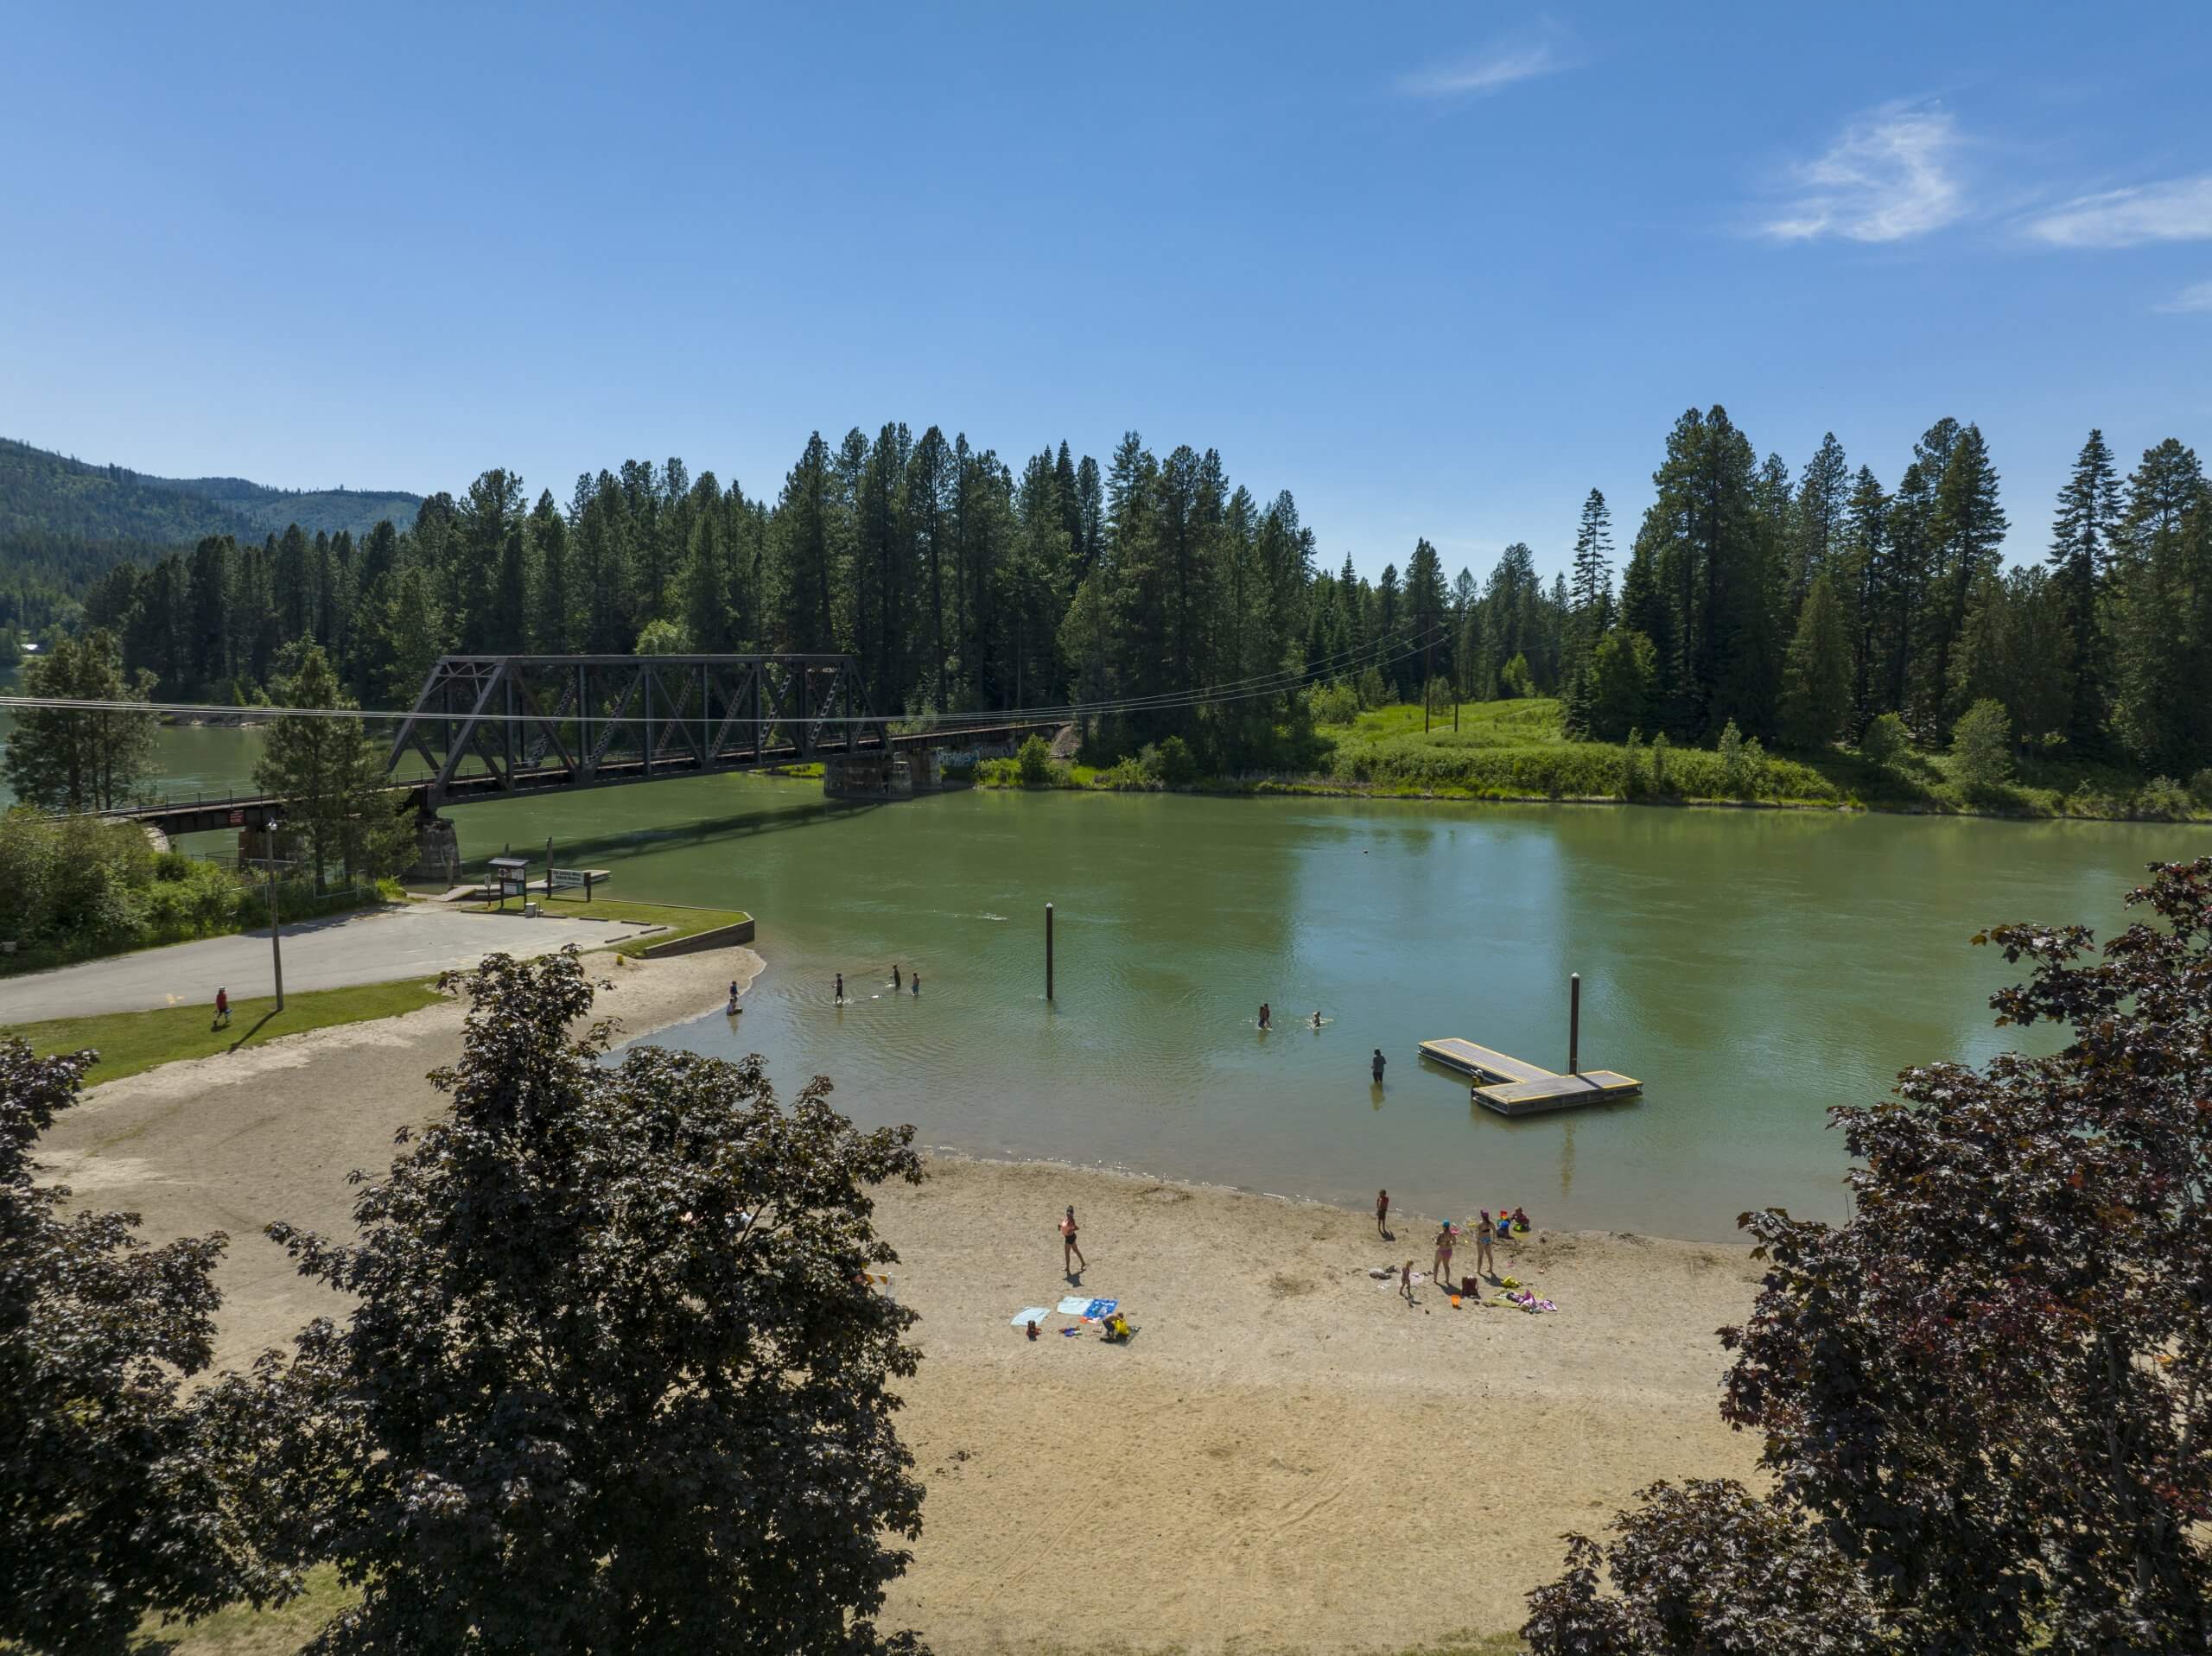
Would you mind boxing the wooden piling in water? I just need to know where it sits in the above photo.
[1569,973,1580,1075]
[1046,903,1054,1001]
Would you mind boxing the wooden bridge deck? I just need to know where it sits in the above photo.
[1418,1037,1643,1116]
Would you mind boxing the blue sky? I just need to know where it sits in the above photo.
[3,2,2209,583]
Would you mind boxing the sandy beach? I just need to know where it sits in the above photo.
[35,944,1764,1653]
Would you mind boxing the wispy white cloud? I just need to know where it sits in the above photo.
[2155,279,2212,314]
[1398,40,1565,100]
[2024,177,2212,248]
[1760,105,1965,243]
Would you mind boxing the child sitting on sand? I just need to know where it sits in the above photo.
[1511,1206,1530,1232]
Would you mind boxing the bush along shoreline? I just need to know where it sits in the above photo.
[0,809,396,974]
[965,700,2212,823]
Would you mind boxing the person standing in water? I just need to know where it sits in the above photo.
[910,970,921,996]
[1311,1010,1323,1030]
[834,972,845,1005]
[1371,1048,1387,1084]
[892,963,901,990]
[1258,1002,1271,1031]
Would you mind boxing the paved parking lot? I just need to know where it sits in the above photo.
[0,903,658,1021]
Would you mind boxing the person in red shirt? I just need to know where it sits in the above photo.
[212,987,230,1030]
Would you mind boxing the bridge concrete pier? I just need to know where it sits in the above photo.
[824,749,942,801]
[404,815,462,885]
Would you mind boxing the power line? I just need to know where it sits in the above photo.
[0,624,1449,735]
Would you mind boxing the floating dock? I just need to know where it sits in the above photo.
[1417,1037,1642,1116]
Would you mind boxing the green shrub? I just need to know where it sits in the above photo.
[1015,734,1053,787]
[1951,699,2014,789]
[1308,681,1360,726]
[2190,768,2212,810]
[2134,776,2193,820]
[1154,735,1197,787]
[1355,666,1388,709]
[1858,712,1910,768]
[1650,731,1672,795]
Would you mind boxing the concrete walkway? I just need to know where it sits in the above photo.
[0,904,660,1022]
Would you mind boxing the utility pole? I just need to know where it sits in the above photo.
[265,815,285,1011]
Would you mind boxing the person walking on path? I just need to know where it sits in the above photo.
[1375,1189,1390,1238]
[1399,1259,1416,1305]
[1434,1222,1454,1289]
[1059,1204,1087,1278]
[212,987,230,1030]
[1474,1211,1497,1280]
[1371,1048,1387,1084]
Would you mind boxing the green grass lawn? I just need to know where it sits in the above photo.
[4,898,753,1083]
[132,1568,357,1654]
[3,977,450,1083]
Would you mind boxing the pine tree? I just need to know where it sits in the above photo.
[1913,424,2006,737]
[2108,439,2210,772]
[1791,432,1849,616]
[1778,571,1852,750]
[528,491,571,654]
[2045,429,2120,749]
[1,630,158,810]
[254,644,407,893]
[1838,466,1888,733]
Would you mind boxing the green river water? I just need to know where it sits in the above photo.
[10,704,2208,1240]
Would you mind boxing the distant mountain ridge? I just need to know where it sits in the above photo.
[1,437,423,544]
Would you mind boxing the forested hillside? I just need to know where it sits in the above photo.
[0,439,420,644]
[23,411,2212,779]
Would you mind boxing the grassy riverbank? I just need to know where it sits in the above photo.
[4,977,448,1082]
[976,698,2212,822]
[6,899,752,1081]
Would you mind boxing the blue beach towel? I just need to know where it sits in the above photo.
[1083,1298,1118,1319]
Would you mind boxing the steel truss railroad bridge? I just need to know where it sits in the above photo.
[117,653,1062,839]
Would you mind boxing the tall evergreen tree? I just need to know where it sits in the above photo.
[1790,432,1849,617]
[2045,428,2120,749]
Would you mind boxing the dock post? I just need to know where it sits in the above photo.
[1046,903,1055,1001]
[1568,973,1580,1074]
